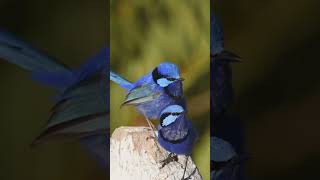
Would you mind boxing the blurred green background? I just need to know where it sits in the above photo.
[110,0,210,179]
[214,0,320,179]
[0,0,107,180]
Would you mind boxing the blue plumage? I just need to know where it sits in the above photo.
[210,137,247,180]
[211,14,241,116]
[0,31,109,168]
[157,105,197,155]
[157,104,197,179]
[211,14,225,56]
[211,12,246,180]
[110,62,185,120]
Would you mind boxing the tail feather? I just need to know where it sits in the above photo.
[110,70,132,89]
[0,31,71,72]
[76,47,109,81]
[31,71,76,90]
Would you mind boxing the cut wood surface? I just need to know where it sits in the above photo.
[110,126,202,180]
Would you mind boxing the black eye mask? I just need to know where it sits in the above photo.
[152,67,163,83]
[152,67,176,84]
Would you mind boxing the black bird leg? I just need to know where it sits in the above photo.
[183,167,197,180]
[181,156,189,180]
[160,152,178,168]
[143,113,157,138]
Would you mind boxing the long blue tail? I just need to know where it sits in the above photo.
[110,70,132,89]
[0,31,71,72]
[0,31,75,90]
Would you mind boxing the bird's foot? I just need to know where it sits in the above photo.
[160,153,178,168]
[181,167,197,180]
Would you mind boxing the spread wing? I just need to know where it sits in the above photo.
[122,83,160,106]
[33,72,109,144]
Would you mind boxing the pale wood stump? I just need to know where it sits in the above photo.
[110,126,202,180]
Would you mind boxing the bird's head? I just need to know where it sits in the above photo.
[211,14,241,62]
[211,14,224,56]
[152,62,184,88]
[159,105,185,127]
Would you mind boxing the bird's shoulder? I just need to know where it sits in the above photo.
[133,72,154,87]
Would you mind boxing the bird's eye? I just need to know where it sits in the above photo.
[171,112,181,116]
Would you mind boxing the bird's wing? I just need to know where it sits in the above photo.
[122,83,160,106]
[32,72,109,144]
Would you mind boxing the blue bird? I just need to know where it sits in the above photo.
[210,137,247,180]
[110,63,185,129]
[0,31,109,168]
[157,104,197,179]
[211,14,241,116]
[211,12,246,180]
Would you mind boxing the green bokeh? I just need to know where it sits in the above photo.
[110,0,210,179]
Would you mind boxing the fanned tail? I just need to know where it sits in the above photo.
[110,70,132,89]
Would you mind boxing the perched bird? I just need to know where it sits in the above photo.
[211,14,241,116]
[157,104,197,179]
[0,31,109,168]
[110,63,185,123]
[210,12,246,180]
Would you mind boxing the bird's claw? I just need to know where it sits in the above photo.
[181,167,196,180]
[160,153,178,168]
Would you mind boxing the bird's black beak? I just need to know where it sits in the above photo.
[213,50,241,62]
[177,77,184,81]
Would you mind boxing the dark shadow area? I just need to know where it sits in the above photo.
[0,0,108,180]
[217,0,320,179]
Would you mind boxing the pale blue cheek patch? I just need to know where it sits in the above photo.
[157,78,174,87]
[164,105,184,114]
[162,115,177,126]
